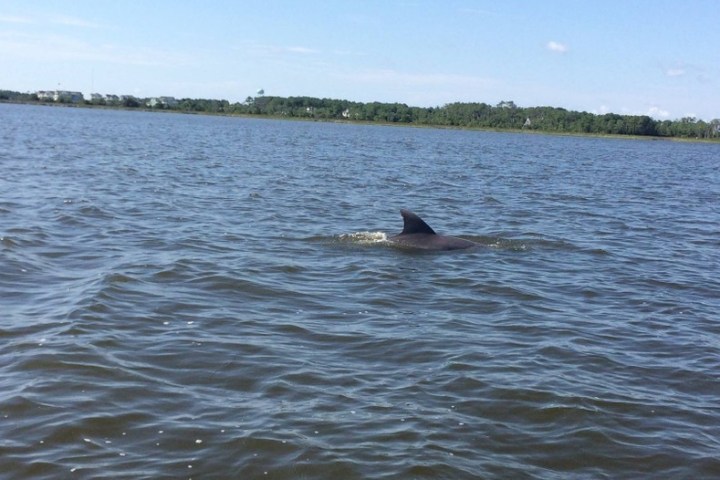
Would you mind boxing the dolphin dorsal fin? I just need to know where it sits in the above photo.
[400,209,436,235]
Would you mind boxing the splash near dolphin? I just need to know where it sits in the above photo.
[387,209,477,251]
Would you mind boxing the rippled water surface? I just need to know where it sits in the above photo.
[1,103,719,479]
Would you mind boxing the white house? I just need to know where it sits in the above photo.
[147,96,178,107]
[36,90,83,103]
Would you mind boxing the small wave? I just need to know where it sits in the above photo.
[481,237,530,251]
[1,235,18,248]
[336,231,388,245]
[471,235,610,255]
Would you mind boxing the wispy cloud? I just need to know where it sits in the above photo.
[245,43,319,56]
[458,8,496,16]
[546,40,568,53]
[331,48,366,57]
[345,68,495,89]
[49,14,103,29]
[665,68,686,77]
[0,12,103,28]
[0,14,33,24]
[592,105,610,115]
[594,104,672,119]
[0,31,189,67]
[284,46,318,55]
[647,106,670,119]
[661,61,707,80]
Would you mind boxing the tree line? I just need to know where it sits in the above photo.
[241,96,719,139]
[2,89,718,140]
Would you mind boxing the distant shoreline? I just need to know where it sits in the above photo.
[0,95,720,144]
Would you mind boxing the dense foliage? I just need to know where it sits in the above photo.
[238,96,719,139]
[2,89,718,139]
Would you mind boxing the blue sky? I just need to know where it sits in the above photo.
[1,0,718,120]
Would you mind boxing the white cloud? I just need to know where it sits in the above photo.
[665,68,686,77]
[284,46,318,55]
[458,8,496,16]
[331,49,366,57]
[647,106,670,119]
[546,41,568,53]
[0,31,190,67]
[591,105,610,115]
[0,13,102,28]
[246,43,319,56]
[0,14,33,24]
[344,68,495,89]
[319,67,502,106]
[49,14,103,29]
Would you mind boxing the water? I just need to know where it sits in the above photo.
[1,103,719,479]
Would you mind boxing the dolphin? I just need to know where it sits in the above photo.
[387,209,477,251]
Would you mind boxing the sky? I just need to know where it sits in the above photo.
[1,0,719,120]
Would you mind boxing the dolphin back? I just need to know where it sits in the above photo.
[400,209,436,235]
[390,209,477,250]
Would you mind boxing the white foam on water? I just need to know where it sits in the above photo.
[338,231,388,245]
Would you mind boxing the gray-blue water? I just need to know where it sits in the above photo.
[1,103,719,479]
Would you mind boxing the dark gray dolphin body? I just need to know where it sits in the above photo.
[387,209,477,251]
